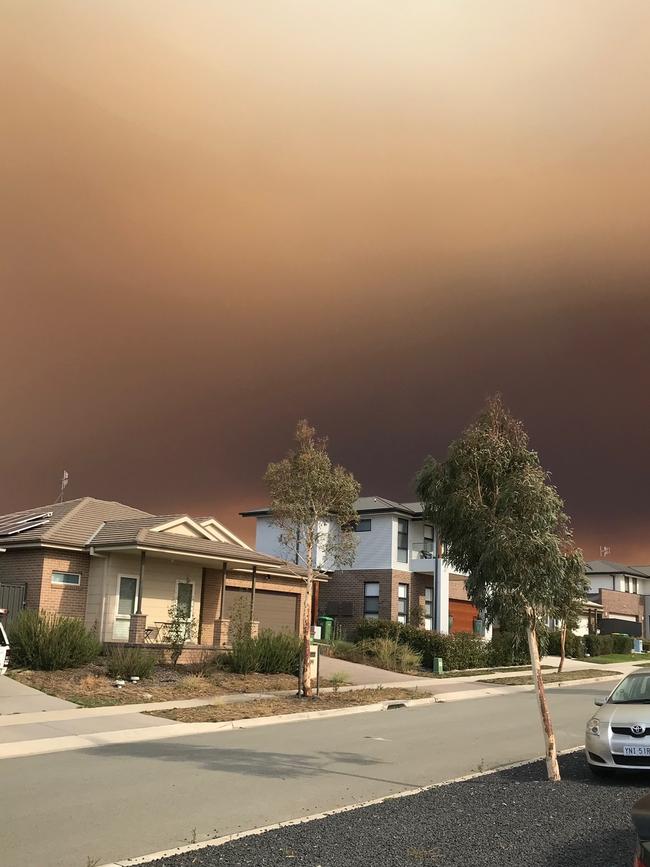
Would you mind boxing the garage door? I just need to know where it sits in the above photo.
[224,588,299,634]
[449,599,479,634]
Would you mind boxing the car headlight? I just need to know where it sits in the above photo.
[588,718,600,736]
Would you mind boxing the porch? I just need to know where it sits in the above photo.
[86,544,308,651]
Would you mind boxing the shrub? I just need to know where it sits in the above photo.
[545,630,586,659]
[584,633,618,657]
[105,646,157,679]
[224,630,301,675]
[354,619,488,670]
[329,672,351,693]
[327,640,358,661]
[485,631,529,667]
[254,630,301,674]
[225,636,259,674]
[644,640,650,654]
[612,633,634,654]
[356,637,422,673]
[8,610,101,670]
[164,600,197,667]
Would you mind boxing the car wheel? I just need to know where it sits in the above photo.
[588,762,614,778]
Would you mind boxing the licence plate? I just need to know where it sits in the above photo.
[623,745,650,757]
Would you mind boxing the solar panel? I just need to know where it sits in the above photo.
[0,511,53,537]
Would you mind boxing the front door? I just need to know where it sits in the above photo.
[114,575,138,640]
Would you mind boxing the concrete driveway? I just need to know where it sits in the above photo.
[0,675,76,714]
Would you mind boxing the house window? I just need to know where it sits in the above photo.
[423,524,435,556]
[363,582,380,619]
[51,571,81,587]
[424,586,433,631]
[176,582,194,619]
[397,519,409,563]
[625,577,638,594]
[355,519,372,533]
[117,576,138,617]
[397,583,409,624]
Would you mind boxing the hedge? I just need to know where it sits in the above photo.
[354,619,637,670]
[546,630,586,659]
[355,619,488,670]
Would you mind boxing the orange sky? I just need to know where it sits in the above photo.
[1,2,650,559]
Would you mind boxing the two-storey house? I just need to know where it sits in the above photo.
[242,496,482,636]
[585,560,650,638]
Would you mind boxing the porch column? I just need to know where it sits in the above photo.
[136,551,145,614]
[129,551,147,642]
[433,533,449,634]
[248,564,259,637]
[213,561,230,648]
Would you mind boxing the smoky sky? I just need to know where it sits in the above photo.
[1,2,650,559]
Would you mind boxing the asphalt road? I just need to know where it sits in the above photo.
[2,681,617,867]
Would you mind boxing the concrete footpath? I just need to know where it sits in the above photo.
[0,654,628,761]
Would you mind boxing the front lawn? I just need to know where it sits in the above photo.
[8,663,299,707]
[146,687,424,723]
[586,653,650,665]
[479,668,622,686]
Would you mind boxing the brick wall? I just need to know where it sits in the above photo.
[599,588,644,620]
[40,551,91,618]
[198,567,224,644]
[0,549,46,610]
[320,569,434,633]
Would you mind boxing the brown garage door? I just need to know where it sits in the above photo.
[449,599,479,634]
[224,588,299,634]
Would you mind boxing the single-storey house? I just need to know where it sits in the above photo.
[0,497,318,656]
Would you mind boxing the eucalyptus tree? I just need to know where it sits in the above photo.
[416,396,584,780]
[265,420,360,696]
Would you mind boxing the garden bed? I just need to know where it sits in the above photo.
[146,688,423,723]
[478,668,622,686]
[8,664,300,707]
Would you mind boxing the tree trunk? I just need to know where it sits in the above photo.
[527,622,560,781]
[558,622,566,674]
[300,534,314,698]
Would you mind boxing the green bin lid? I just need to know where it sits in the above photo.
[318,615,334,622]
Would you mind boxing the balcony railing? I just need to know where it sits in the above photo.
[411,543,436,560]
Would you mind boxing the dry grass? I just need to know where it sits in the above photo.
[8,664,299,707]
[146,688,424,723]
[479,668,623,686]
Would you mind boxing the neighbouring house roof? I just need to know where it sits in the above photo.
[0,496,321,582]
[0,497,150,548]
[241,496,425,519]
[584,559,649,578]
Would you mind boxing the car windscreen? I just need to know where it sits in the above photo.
[610,674,650,704]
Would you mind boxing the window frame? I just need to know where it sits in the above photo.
[363,581,380,619]
[424,586,433,630]
[115,574,139,619]
[51,570,81,588]
[355,518,372,533]
[175,579,196,620]
[397,518,409,563]
[397,583,409,625]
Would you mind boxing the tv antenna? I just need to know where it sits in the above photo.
[56,470,69,503]
[600,545,611,559]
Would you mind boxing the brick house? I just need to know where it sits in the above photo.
[241,496,483,637]
[585,560,650,638]
[0,497,319,652]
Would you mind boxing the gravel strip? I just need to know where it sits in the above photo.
[147,751,649,867]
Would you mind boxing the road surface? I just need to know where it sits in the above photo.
[2,681,615,867]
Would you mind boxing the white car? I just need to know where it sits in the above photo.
[586,671,650,775]
[0,619,9,675]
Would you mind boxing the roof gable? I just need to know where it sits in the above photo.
[150,516,213,540]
